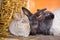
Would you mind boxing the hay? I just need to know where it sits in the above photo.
[0,0,28,37]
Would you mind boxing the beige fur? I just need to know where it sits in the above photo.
[9,12,30,37]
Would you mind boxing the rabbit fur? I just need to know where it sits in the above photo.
[37,10,54,35]
[22,7,54,35]
[9,11,30,37]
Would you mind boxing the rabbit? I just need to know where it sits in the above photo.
[9,12,30,37]
[50,9,60,36]
[22,7,47,35]
[36,10,54,35]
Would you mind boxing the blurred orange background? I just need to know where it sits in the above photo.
[29,0,60,13]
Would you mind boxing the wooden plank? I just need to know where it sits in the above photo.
[1,35,60,40]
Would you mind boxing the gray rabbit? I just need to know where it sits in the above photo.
[22,7,54,35]
[22,7,39,35]
[36,10,54,35]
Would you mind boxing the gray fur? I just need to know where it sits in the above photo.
[22,7,54,35]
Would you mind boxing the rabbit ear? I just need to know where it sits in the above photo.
[22,7,32,17]
[35,8,47,17]
[34,8,47,20]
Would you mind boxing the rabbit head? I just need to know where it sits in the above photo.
[43,11,54,20]
[36,9,54,20]
[22,7,47,35]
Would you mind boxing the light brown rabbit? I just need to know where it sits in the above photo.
[9,12,30,37]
